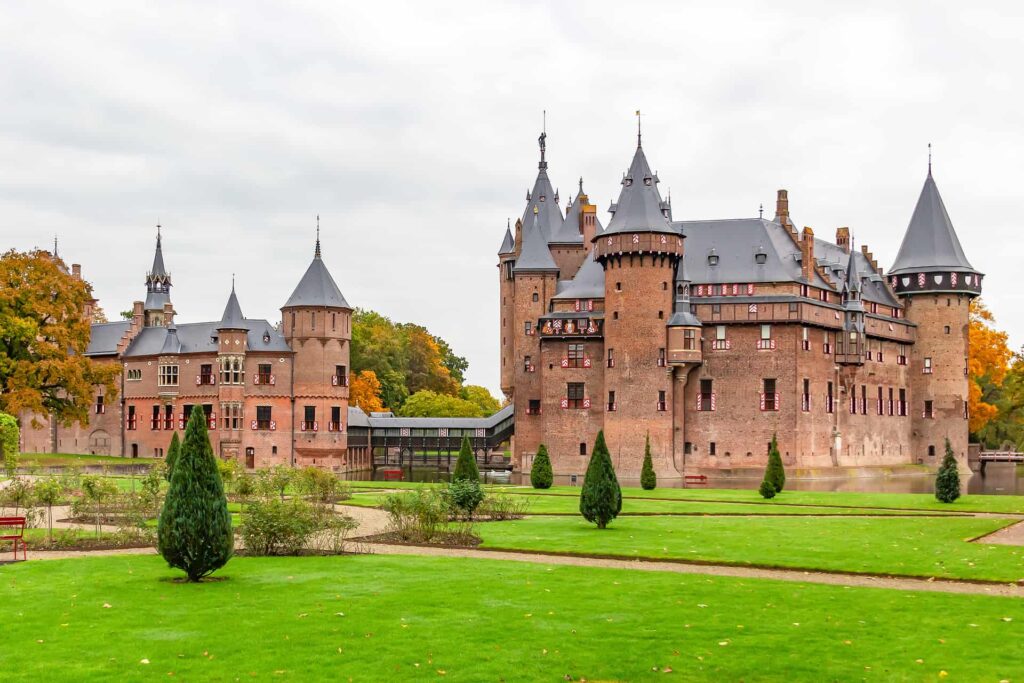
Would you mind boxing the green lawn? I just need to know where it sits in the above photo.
[507,485,1024,514]
[343,491,966,516]
[1,554,1022,681]
[479,515,1024,583]
[16,452,157,468]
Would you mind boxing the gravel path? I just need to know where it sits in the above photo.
[976,520,1024,546]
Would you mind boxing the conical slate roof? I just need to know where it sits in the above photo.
[604,142,676,236]
[520,132,563,240]
[151,230,167,277]
[498,224,515,255]
[159,325,181,354]
[283,243,351,309]
[549,182,587,244]
[842,248,862,295]
[889,171,977,275]
[219,284,248,329]
[513,210,559,273]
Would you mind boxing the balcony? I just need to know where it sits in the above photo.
[196,375,216,386]
[539,318,602,338]
[251,419,277,431]
[327,421,343,432]
[759,393,779,411]
[253,373,276,386]
[756,339,776,351]
[331,375,349,387]
[300,421,319,432]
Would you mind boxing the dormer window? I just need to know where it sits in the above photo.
[755,251,767,265]
[539,195,545,202]
[263,331,271,344]
[644,177,652,186]
[624,178,633,187]
[708,251,719,267]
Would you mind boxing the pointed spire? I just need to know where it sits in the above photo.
[928,143,932,176]
[635,110,642,148]
[668,254,702,327]
[315,214,321,258]
[604,127,676,236]
[514,208,559,272]
[522,126,563,241]
[53,235,58,259]
[843,242,862,297]
[219,281,248,330]
[889,168,977,275]
[498,218,515,255]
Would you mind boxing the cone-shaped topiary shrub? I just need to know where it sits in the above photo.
[452,434,480,482]
[640,434,657,490]
[158,405,233,581]
[935,438,961,504]
[579,431,622,529]
[530,444,553,489]
[758,479,777,499]
[765,433,786,493]
[164,431,181,482]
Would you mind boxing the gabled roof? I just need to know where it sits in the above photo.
[814,239,899,307]
[498,224,515,255]
[283,244,351,309]
[889,171,977,275]
[124,319,290,357]
[219,285,248,330]
[514,211,559,273]
[85,321,131,356]
[604,143,676,236]
[553,251,604,299]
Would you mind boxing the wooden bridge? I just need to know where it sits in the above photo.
[977,450,1024,474]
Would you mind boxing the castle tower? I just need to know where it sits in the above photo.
[888,164,981,464]
[512,208,560,471]
[144,227,173,327]
[594,128,683,475]
[216,283,248,461]
[282,228,353,465]
[498,221,516,399]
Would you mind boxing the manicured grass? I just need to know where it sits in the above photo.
[16,452,156,467]
[510,485,1024,514]
[342,491,964,516]
[1,554,1022,681]
[479,515,1024,582]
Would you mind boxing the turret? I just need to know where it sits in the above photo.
[594,124,682,476]
[889,161,980,464]
[498,219,516,398]
[282,226,352,457]
[836,247,865,365]
[144,226,173,327]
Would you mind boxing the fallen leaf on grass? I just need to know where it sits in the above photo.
[140,659,150,665]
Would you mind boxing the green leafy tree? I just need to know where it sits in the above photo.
[452,435,480,482]
[935,438,962,504]
[764,433,786,493]
[530,444,553,489]
[80,474,117,539]
[157,405,233,582]
[459,385,500,416]
[579,431,622,529]
[640,434,656,490]
[164,431,181,481]
[259,465,294,501]
[398,390,484,418]
[0,412,19,476]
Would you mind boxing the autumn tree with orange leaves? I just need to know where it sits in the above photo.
[349,369,385,414]
[968,299,1013,435]
[0,249,120,426]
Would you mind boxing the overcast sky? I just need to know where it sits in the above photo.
[2,1,1022,397]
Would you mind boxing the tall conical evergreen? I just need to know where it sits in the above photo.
[579,431,622,529]
[530,444,553,489]
[640,433,656,490]
[452,434,480,482]
[164,431,181,481]
[935,438,961,504]
[158,405,233,581]
[765,433,786,492]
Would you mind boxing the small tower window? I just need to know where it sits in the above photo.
[944,325,951,334]
[579,442,587,455]
[532,293,539,302]
[311,312,316,329]
[658,310,664,319]
[615,282,622,292]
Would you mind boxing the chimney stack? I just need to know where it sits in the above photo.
[836,227,850,253]
[800,226,815,282]
[163,302,175,326]
[72,263,82,279]
[776,189,791,228]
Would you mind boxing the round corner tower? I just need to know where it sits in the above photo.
[887,166,981,465]
[594,136,683,476]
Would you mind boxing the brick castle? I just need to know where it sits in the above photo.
[499,128,980,477]
[21,230,370,471]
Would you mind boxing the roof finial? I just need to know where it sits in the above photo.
[636,110,642,148]
[53,235,58,258]
[927,142,932,176]
[231,272,235,291]
[538,111,547,170]
[759,203,764,219]
[315,214,321,258]
[579,176,584,193]
[156,220,161,244]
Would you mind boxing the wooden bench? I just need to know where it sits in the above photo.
[0,516,27,561]
[684,474,708,485]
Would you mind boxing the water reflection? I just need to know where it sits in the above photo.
[344,463,1024,496]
